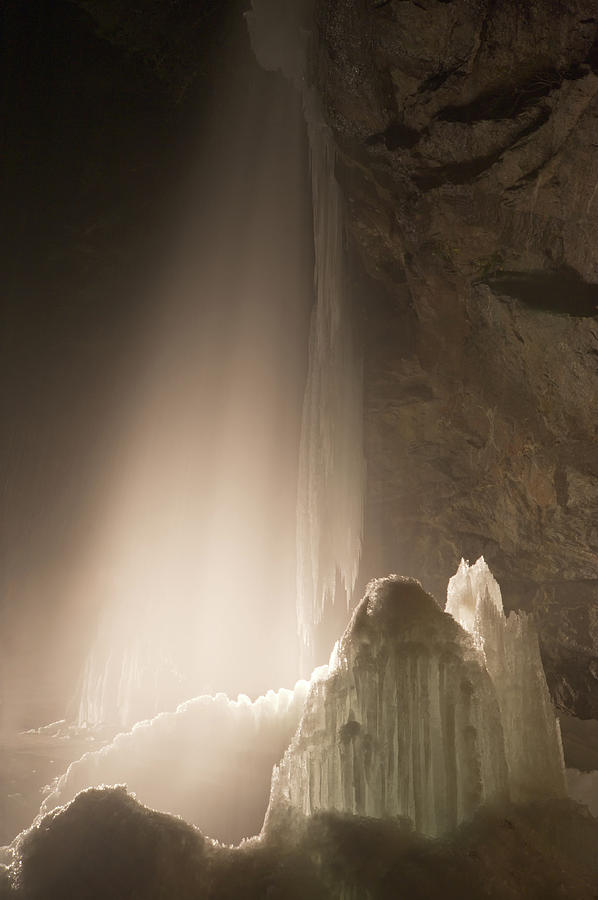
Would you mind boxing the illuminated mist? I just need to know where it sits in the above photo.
[74,0,366,727]
[74,23,315,726]
[2,0,367,851]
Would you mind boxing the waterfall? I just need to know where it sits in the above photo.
[296,92,365,668]
[248,0,366,671]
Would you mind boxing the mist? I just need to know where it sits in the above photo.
[1,4,313,732]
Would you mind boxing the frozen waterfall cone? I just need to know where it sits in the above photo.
[445,557,566,803]
[266,567,565,839]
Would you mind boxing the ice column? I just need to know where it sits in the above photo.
[267,576,510,838]
[267,565,567,838]
[446,557,566,801]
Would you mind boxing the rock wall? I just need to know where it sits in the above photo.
[312,0,598,718]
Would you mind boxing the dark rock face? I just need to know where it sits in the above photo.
[313,0,598,717]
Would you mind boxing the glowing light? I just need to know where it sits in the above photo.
[73,48,314,726]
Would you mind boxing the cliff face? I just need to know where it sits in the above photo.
[313,0,598,718]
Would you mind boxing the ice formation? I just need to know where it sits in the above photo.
[267,562,566,837]
[446,557,566,802]
[248,0,366,669]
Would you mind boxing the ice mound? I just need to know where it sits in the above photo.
[268,565,565,837]
[3,787,208,899]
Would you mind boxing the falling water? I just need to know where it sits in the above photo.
[76,0,366,728]
[295,92,365,669]
[67,0,367,731]
[248,0,366,673]
[74,8,314,728]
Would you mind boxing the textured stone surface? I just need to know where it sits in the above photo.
[313,0,598,717]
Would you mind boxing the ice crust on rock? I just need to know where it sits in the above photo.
[267,562,566,837]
